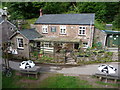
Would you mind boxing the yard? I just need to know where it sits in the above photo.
[2,71,119,88]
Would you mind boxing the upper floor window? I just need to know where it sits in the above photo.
[42,25,48,33]
[60,26,66,34]
[17,38,24,49]
[51,27,56,32]
[78,26,86,35]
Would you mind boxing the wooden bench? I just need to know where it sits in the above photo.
[93,73,120,82]
[18,67,40,79]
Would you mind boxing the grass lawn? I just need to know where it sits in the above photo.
[2,71,93,88]
[39,74,93,88]
[2,71,119,88]
[2,71,20,88]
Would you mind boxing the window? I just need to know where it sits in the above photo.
[17,38,24,49]
[83,42,88,48]
[60,26,66,34]
[42,25,48,33]
[78,26,86,35]
[51,27,56,32]
[42,42,53,47]
[10,27,14,31]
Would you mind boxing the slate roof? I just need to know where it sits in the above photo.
[10,29,42,40]
[19,28,43,40]
[102,30,120,34]
[35,13,95,25]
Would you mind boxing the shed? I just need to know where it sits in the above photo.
[102,30,120,47]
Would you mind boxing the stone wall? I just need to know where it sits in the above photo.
[77,52,118,63]
[35,24,95,47]
[93,28,107,47]
[11,33,30,59]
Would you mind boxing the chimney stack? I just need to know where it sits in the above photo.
[40,9,42,17]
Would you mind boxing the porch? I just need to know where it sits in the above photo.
[29,37,84,64]
[33,37,83,53]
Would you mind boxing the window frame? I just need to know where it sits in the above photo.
[82,42,88,48]
[78,26,86,35]
[42,42,53,47]
[60,25,66,35]
[42,25,48,34]
[51,26,56,32]
[17,37,24,49]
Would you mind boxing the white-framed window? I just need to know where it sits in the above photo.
[60,25,66,34]
[41,42,53,47]
[42,25,48,33]
[83,42,88,48]
[78,26,86,35]
[17,38,24,49]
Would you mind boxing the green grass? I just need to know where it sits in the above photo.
[39,74,93,88]
[2,71,39,88]
[2,72,93,88]
[2,71,20,88]
[95,81,119,87]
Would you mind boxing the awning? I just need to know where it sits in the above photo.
[34,37,82,43]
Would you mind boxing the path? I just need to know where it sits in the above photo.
[5,61,119,76]
[56,62,119,76]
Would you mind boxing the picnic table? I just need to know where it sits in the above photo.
[93,73,120,82]
[18,66,40,79]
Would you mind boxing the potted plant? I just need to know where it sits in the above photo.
[38,50,43,58]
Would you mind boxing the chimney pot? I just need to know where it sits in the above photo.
[40,9,42,17]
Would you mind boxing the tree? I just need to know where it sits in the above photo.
[2,2,119,24]
[113,13,120,29]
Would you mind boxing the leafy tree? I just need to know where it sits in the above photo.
[2,2,119,24]
[113,13,120,29]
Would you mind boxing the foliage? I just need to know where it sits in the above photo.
[94,20,105,30]
[39,50,43,54]
[40,55,53,61]
[113,13,120,29]
[2,2,119,24]
[36,55,54,63]
[22,18,37,29]
[105,52,113,56]
[32,51,39,57]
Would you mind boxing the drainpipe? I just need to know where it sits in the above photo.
[89,21,93,48]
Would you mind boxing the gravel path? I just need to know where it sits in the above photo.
[2,60,120,76]
[56,62,119,76]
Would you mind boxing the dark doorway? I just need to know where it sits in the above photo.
[74,43,79,49]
